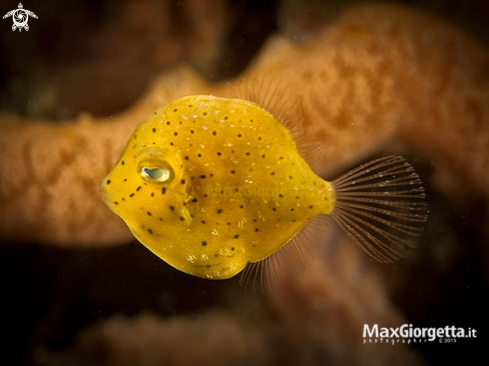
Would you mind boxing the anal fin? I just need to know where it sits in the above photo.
[239,215,329,292]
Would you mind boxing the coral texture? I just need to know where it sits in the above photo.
[1,3,488,246]
[40,235,426,366]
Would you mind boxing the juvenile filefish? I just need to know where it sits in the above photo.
[99,95,427,281]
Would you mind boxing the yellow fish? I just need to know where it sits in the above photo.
[99,94,427,281]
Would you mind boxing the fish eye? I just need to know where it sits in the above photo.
[140,166,172,183]
[137,149,176,184]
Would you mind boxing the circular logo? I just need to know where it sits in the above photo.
[3,3,38,32]
[12,9,28,28]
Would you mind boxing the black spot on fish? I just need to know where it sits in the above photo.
[148,228,153,234]
[152,127,156,133]
[181,179,185,185]
[255,228,259,232]
[113,201,118,205]
[217,152,222,156]
[121,160,125,165]
[174,132,178,136]
[129,193,135,198]
[202,241,207,246]
[147,211,152,216]
[136,186,141,191]
[169,206,175,211]
[217,209,223,214]
[162,187,166,195]
[106,180,111,185]
[233,235,239,239]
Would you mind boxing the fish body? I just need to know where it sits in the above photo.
[100,95,427,280]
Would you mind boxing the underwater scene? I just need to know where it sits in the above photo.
[0,0,487,365]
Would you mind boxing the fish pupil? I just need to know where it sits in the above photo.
[140,166,171,183]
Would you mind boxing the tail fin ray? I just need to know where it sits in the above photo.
[331,156,428,263]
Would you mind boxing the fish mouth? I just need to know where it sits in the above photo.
[98,178,110,205]
[98,179,106,200]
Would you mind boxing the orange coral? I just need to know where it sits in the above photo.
[39,235,427,366]
[1,3,487,246]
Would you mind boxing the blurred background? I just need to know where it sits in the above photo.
[0,0,487,365]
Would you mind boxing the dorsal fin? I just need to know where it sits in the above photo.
[225,77,322,165]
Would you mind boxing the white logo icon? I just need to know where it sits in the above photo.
[3,3,37,32]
